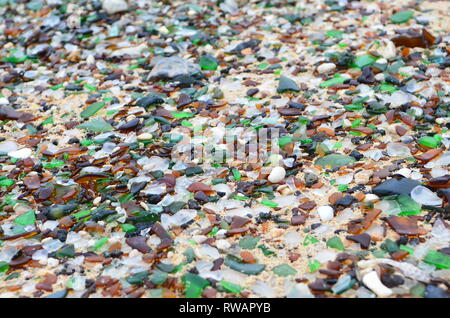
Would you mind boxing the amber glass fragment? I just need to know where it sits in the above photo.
[414,149,442,162]
[386,216,420,235]
[392,28,436,48]
[23,175,40,190]
[426,175,450,189]
[187,182,212,194]
[348,209,381,234]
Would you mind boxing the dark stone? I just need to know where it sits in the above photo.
[311,223,321,230]
[68,137,80,144]
[357,66,375,84]
[311,132,328,142]
[278,108,303,116]
[349,150,364,160]
[107,250,124,258]
[438,247,450,255]
[381,273,404,288]
[246,88,259,97]
[118,118,140,131]
[185,166,204,177]
[194,191,209,203]
[56,229,68,242]
[91,209,116,222]
[396,235,408,246]
[211,258,224,271]
[170,75,202,87]
[135,95,164,108]
[288,101,305,110]
[188,199,201,210]
[385,75,401,86]
[130,180,148,195]
[161,124,171,132]
[146,194,162,204]
[346,233,371,249]
[335,195,356,207]
[229,39,261,54]
[177,94,192,108]
[308,279,330,291]
[372,178,421,196]
[104,73,122,81]
[65,84,82,91]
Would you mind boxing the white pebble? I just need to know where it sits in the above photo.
[8,148,32,159]
[102,0,128,14]
[396,168,411,178]
[380,40,396,60]
[374,73,385,82]
[268,166,286,183]
[362,271,392,297]
[86,54,95,65]
[216,239,231,250]
[47,257,60,268]
[137,133,153,140]
[364,194,379,203]
[93,197,102,205]
[318,205,334,222]
[317,63,336,74]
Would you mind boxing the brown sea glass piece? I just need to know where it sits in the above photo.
[348,209,381,234]
[425,175,450,189]
[23,175,40,190]
[291,214,307,226]
[386,216,421,235]
[278,108,303,116]
[392,29,436,48]
[187,182,213,194]
[414,148,443,162]
[125,236,151,254]
[230,216,251,229]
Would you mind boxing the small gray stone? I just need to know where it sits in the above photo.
[304,172,319,187]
